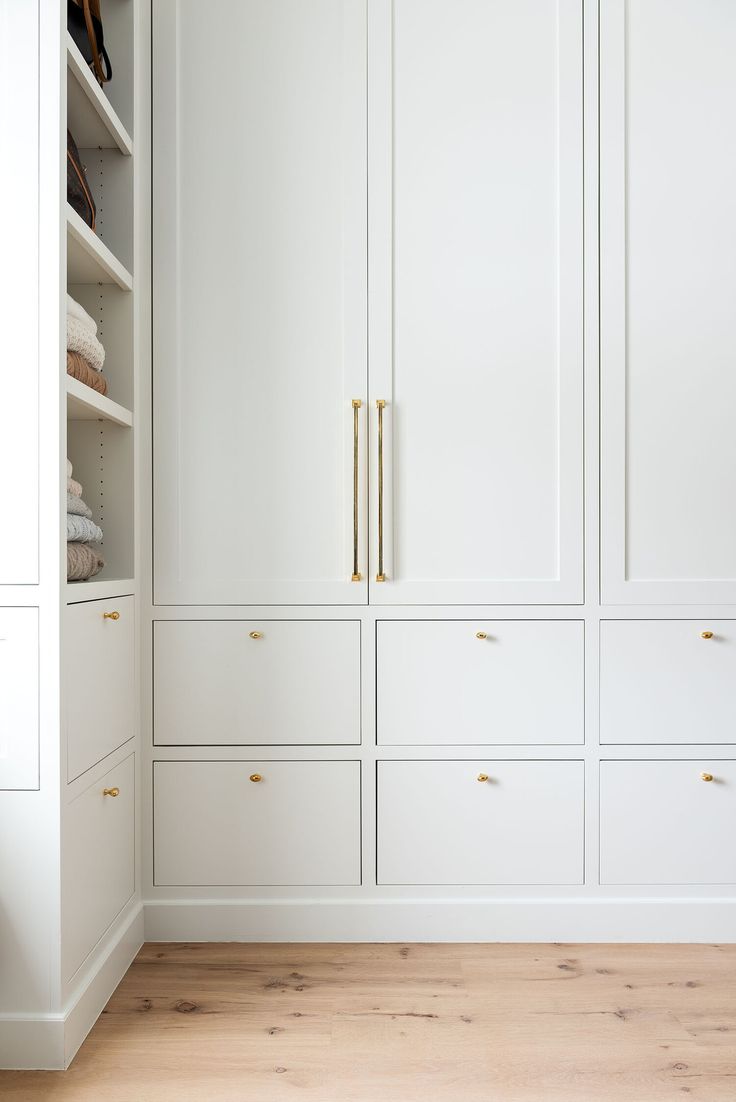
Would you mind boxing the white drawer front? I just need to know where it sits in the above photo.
[154,760,361,886]
[600,620,736,744]
[600,760,736,885]
[66,597,135,781]
[0,607,38,789]
[378,760,584,885]
[62,755,135,980]
[377,621,584,745]
[154,621,361,746]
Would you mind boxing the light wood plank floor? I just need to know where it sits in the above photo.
[2,943,736,1101]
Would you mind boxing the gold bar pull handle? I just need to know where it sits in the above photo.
[376,400,387,582]
[351,400,362,581]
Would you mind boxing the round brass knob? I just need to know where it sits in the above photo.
[476,631,488,640]
[477,773,489,783]
[249,631,263,640]
[103,611,120,621]
[103,787,120,797]
[249,773,263,783]
[701,773,714,783]
[700,631,714,640]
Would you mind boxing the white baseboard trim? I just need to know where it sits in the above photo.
[144,897,736,944]
[0,904,144,1071]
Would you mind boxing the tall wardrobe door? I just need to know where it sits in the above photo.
[367,0,583,604]
[153,1,367,604]
[601,1,736,604]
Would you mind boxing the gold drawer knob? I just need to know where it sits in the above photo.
[249,773,263,783]
[103,611,120,621]
[477,773,489,783]
[476,631,488,640]
[701,773,714,783]
[701,631,714,640]
[249,631,263,640]
[103,786,120,797]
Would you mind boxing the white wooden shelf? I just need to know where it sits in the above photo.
[66,376,133,427]
[66,206,133,290]
[66,577,135,605]
[66,34,133,155]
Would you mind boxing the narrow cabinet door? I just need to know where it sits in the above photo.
[368,1,583,604]
[601,1,736,603]
[153,1,367,604]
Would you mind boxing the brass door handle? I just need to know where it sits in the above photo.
[376,399,387,582]
[477,774,489,783]
[476,632,488,640]
[249,631,263,640]
[103,611,120,621]
[351,399,362,581]
[701,631,714,640]
[103,787,120,797]
[249,773,263,783]
[701,772,714,783]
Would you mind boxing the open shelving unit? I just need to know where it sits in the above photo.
[65,15,136,604]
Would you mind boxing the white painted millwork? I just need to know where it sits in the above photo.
[153,0,368,604]
[66,598,136,781]
[378,761,584,885]
[600,0,736,604]
[154,620,360,746]
[154,761,361,887]
[0,608,39,789]
[367,0,584,603]
[377,620,584,745]
[62,755,136,981]
[600,760,736,885]
[7,0,736,1074]
[0,0,39,584]
[600,620,736,745]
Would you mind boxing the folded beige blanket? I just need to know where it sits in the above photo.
[67,542,105,581]
[67,350,109,396]
[68,476,83,497]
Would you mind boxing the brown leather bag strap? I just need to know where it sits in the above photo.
[82,0,108,85]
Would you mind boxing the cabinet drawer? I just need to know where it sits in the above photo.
[66,597,135,781]
[154,621,360,746]
[377,621,584,745]
[154,760,361,886]
[600,620,736,744]
[62,755,135,980]
[378,760,584,885]
[600,760,736,884]
[0,607,38,789]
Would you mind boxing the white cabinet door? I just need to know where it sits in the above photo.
[600,760,736,885]
[601,1,736,603]
[153,1,367,604]
[66,597,136,780]
[0,608,38,789]
[154,620,360,745]
[62,755,135,980]
[154,761,361,886]
[378,760,584,885]
[601,620,736,745]
[367,0,583,604]
[377,620,584,745]
[0,1,38,584]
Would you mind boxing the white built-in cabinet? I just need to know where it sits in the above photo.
[153,0,583,606]
[600,0,736,604]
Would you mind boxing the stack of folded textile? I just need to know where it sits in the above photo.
[66,459,105,582]
[67,293,108,396]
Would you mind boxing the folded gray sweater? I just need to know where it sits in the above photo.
[66,513,103,543]
[66,491,92,518]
